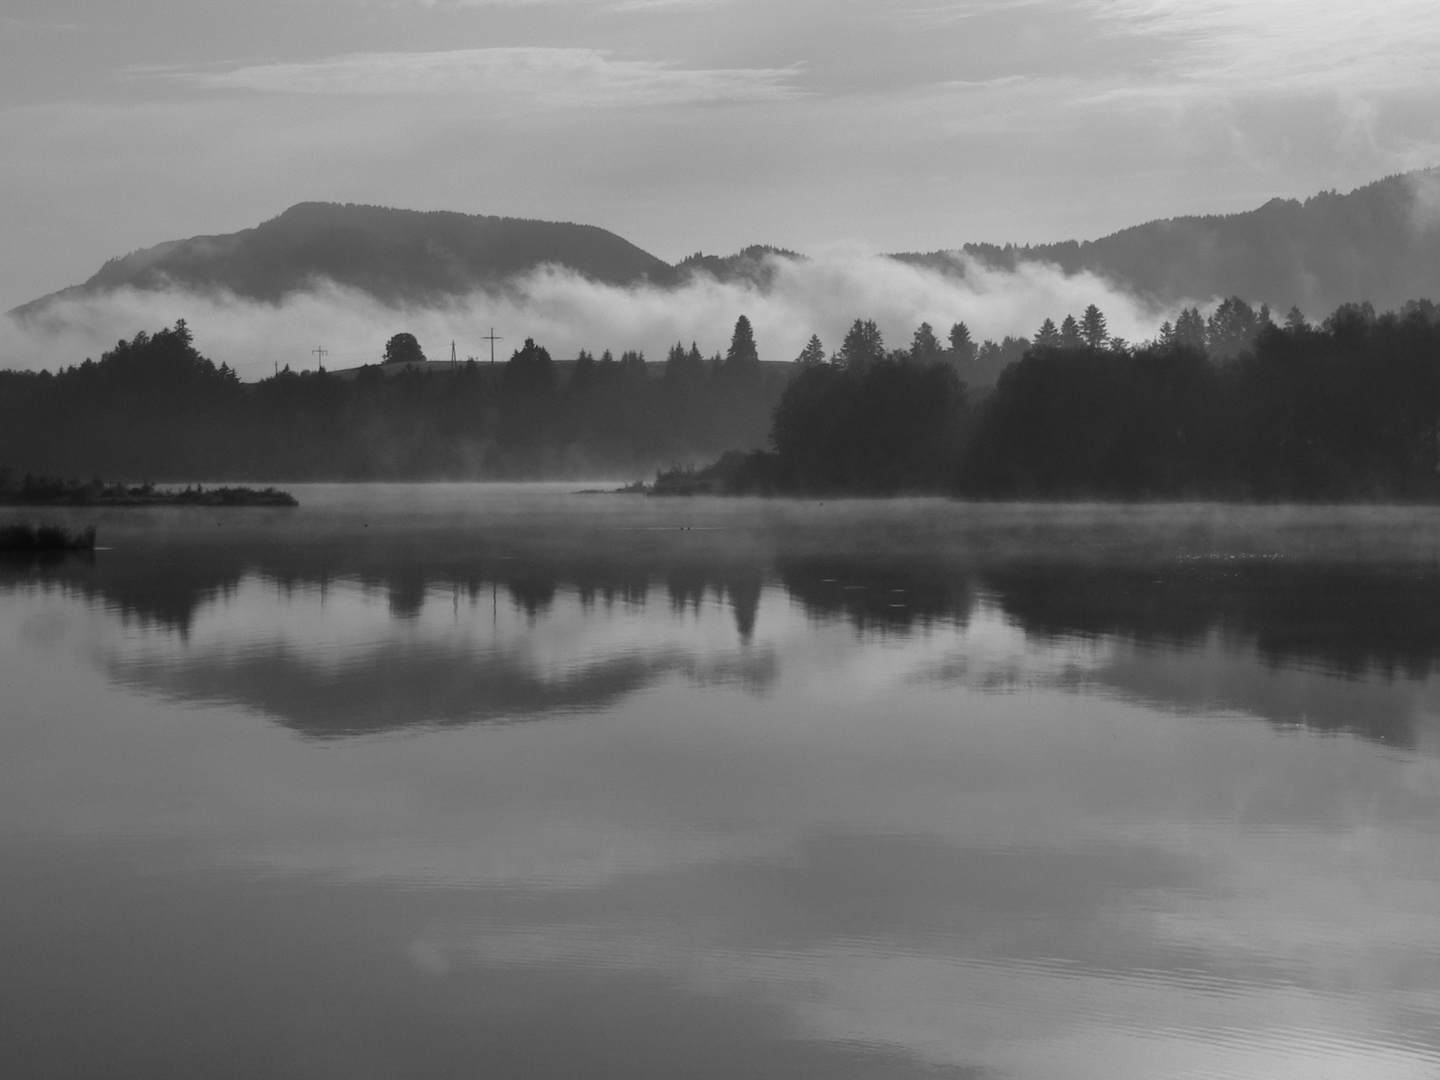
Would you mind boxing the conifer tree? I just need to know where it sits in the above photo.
[1034,318,1061,347]
[1173,308,1207,353]
[837,319,885,369]
[795,334,827,366]
[948,321,978,364]
[910,322,943,363]
[1080,305,1108,349]
[725,315,760,373]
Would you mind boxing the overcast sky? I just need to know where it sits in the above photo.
[3,0,1439,310]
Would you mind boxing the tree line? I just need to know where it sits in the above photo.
[661,298,1440,500]
[5,297,1440,499]
[0,318,787,480]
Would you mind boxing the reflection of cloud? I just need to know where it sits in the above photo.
[416,826,1440,1078]
[0,838,983,1080]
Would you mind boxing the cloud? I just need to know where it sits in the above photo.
[1091,0,1440,93]
[0,16,92,32]
[1,252,1181,381]
[160,47,803,107]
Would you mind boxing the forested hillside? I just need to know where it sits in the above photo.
[13,170,1440,323]
[899,170,1440,316]
[11,203,676,314]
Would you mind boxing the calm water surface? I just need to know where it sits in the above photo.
[3,485,1440,1079]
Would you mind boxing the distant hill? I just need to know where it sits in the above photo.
[895,169,1440,316]
[11,202,677,315]
[11,170,1440,319]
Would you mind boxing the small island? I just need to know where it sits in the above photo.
[0,473,298,508]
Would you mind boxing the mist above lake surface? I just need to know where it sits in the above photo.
[3,487,1440,1080]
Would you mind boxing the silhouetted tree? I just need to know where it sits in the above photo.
[504,337,556,395]
[770,356,966,492]
[618,349,647,379]
[383,333,426,366]
[1060,315,1082,348]
[1080,305,1108,349]
[664,340,706,385]
[1284,306,1307,332]
[1323,301,1376,341]
[795,334,827,366]
[837,319,885,369]
[1174,308,1207,353]
[948,322,978,364]
[1034,318,1061,347]
[910,322,943,363]
[1206,296,1264,360]
[725,315,760,375]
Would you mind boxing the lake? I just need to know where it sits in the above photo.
[3,485,1440,1080]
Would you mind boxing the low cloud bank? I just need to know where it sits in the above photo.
[2,253,1179,381]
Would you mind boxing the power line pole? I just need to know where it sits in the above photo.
[482,328,503,366]
[312,346,329,372]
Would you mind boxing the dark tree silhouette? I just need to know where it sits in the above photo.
[1060,315,1082,348]
[1034,318,1061,347]
[664,341,706,385]
[795,334,827,366]
[1206,296,1267,360]
[725,315,760,375]
[837,319,885,369]
[619,349,647,378]
[910,322,943,363]
[383,333,426,366]
[1080,305,1108,349]
[768,357,966,492]
[504,337,556,396]
[1174,308,1207,352]
[948,322,978,364]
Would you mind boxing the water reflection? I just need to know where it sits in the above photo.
[6,521,1440,748]
[5,492,1440,1079]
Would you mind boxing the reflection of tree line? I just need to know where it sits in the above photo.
[981,562,1440,747]
[13,545,1440,671]
[983,562,1440,680]
[9,549,1440,745]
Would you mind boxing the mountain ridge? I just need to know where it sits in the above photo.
[11,169,1440,320]
[10,202,676,317]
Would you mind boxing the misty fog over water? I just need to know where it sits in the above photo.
[3,486,1440,1079]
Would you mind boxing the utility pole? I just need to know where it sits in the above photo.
[312,346,329,372]
[482,328,503,366]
